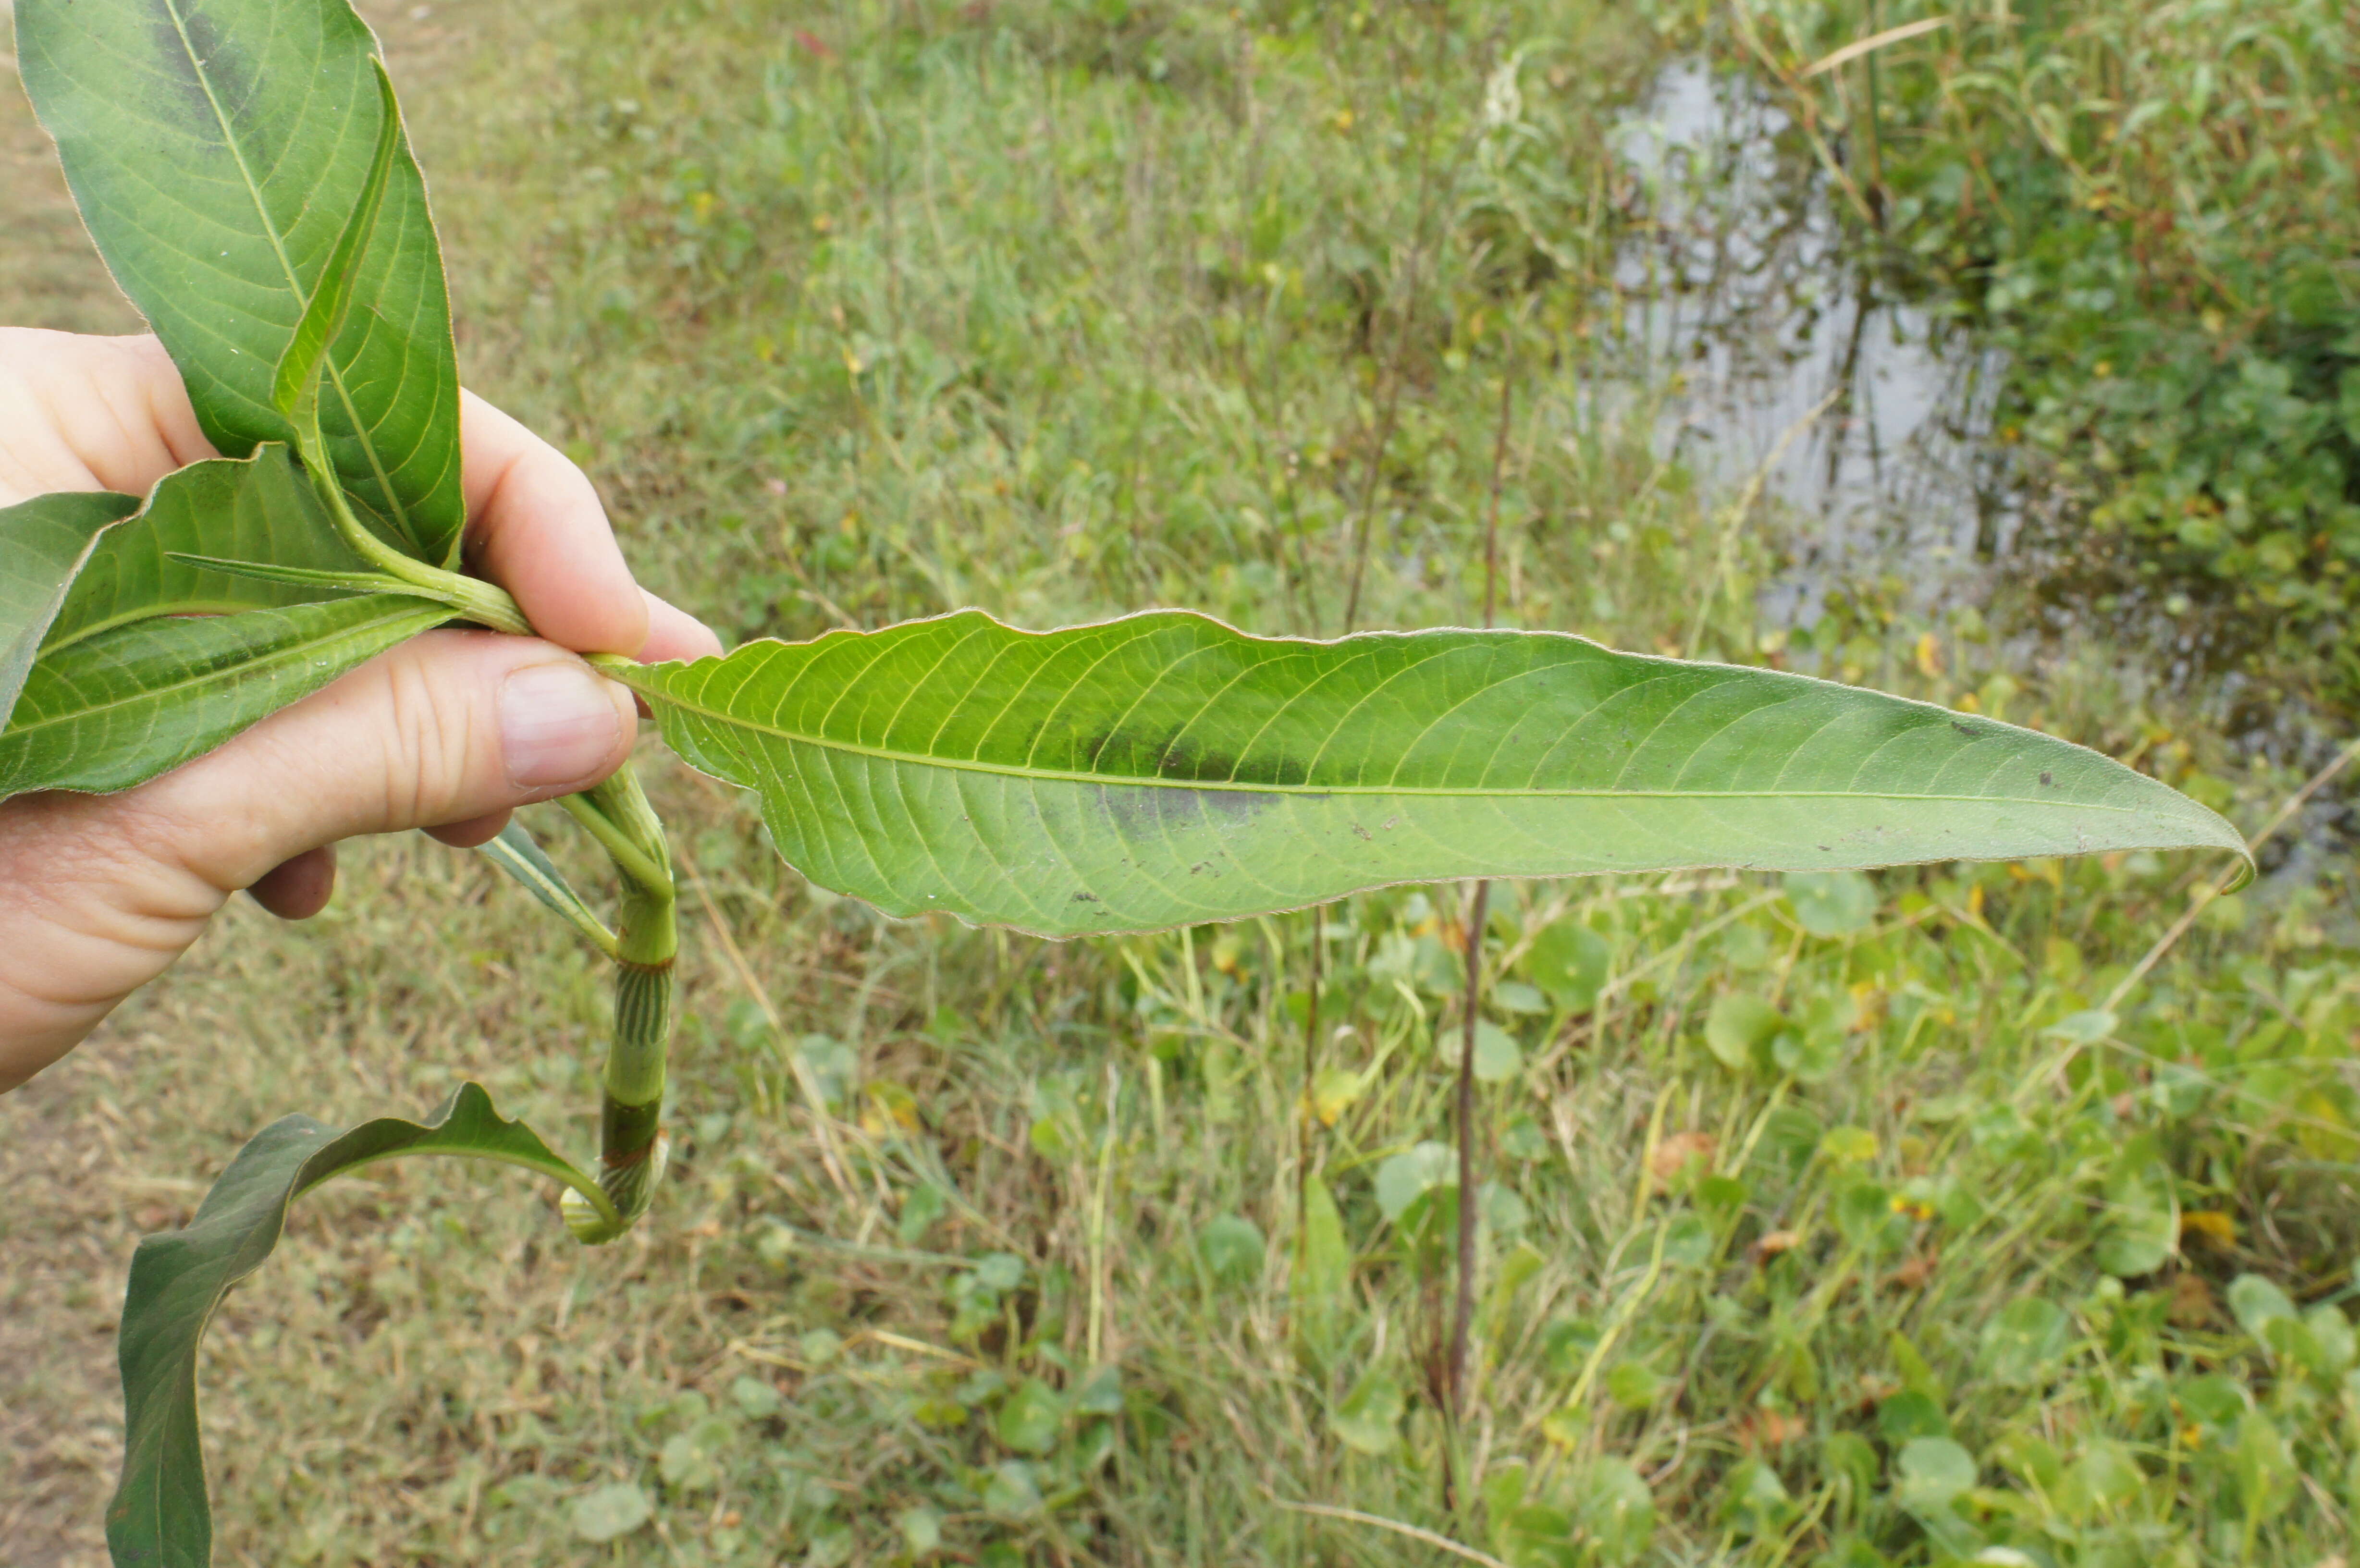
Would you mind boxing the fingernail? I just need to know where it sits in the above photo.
[500,661,624,788]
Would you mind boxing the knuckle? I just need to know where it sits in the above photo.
[378,646,481,826]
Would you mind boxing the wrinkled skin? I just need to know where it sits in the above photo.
[0,329,722,1091]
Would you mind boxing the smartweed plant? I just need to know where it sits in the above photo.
[0,0,2247,1561]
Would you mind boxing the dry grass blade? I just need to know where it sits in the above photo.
[1801,15,1953,78]
[1271,1498,1517,1568]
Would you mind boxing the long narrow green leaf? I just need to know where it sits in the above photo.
[0,489,141,723]
[106,1083,613,1568]
[270,60,404,420]
[42,445,368,657]
[608,611,2247,936]
[477,818,620,957]
[18,0,465,564]
[161,555,422,597]
[0,594,448,800]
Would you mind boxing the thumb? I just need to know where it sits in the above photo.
[145,628,639,894]
[0,630,638,1089]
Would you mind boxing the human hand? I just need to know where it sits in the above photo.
[0,328,723,1091]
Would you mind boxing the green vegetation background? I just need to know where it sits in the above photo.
[3,0,2357,1564]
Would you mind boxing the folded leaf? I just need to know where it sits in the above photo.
[43,446,367,656]
[107,1083,613,1568]
[478,817,619,957]
[609,611,2246,935]
[159,556,420,598]
[18,0,465,564]
[272,61,405,422]
[0,594,448,799]
[0,489,140,724]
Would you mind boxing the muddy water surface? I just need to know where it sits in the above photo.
[1602,61,2355,889]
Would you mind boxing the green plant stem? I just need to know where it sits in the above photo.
[556,788,672,896]
[290,382,666,1243]
[1295,906,1323,1294]
[293,427,532,635]
[560,763,678,1243]
[298,404,673,1233]
[277,438,677,1246]
[1448,350,1515,1422]
[1449,879,1487,1418]
[1862,0,1886,219]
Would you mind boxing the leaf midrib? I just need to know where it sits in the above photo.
[629,675,2173,815]
[156,0,418,551]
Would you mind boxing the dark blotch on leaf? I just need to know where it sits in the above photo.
[153,13,237,124]
[1085,728,1299,787]
[1093,781,1308,836]
[1159,738,1289,786]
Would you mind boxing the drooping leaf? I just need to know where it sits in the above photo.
[477,817,619,956]
[42,446,366,656]
[107,1083,612,1568]
[18,0,465,564]
[0,489,140,723]
[0,594,447,800]
[606,611,2247,937]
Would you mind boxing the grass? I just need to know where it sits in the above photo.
[4,0,2360,1564]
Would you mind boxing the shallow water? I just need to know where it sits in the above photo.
[1603,61,2355,888]
[1604,59,2016,635]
